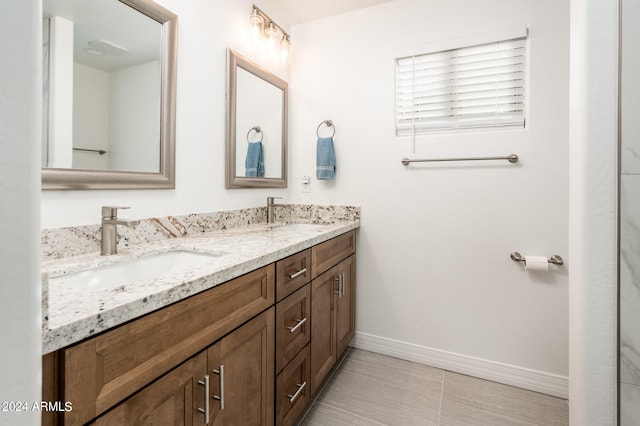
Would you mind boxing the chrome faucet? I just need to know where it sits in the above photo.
[101,206,140,256]
[266,197,283,224]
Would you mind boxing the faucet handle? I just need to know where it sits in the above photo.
[267,197,283,203]
[102,206,130,219]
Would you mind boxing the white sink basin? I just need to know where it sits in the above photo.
[49,250,225,290]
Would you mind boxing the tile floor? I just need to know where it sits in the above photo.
[297,348,569,426]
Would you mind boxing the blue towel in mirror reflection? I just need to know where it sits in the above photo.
[316,137,336,180]
[245,142,265,177]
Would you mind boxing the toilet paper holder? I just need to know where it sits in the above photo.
[510,252,564,265]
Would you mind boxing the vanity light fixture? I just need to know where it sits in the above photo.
[249,4,291,63]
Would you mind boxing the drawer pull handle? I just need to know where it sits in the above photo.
[213,365,225,410]
[288,268,307,279]
[287,381,307,403]
[197,374,210,424]
[287,317,307,333]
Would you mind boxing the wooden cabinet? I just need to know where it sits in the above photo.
[207,308,274,425]
[335,255,356,358]
[44,228,356,425]
[92,309,274,426]
[309,230,356,395]
[60,265,274,426]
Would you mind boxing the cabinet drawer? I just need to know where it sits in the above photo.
[276,345,311,426]
[62,264,275,426]
[276,284,311,373]
[311,230,356,278]
[276,249,311,301]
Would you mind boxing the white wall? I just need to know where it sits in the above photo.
[289,0,570,393]
[109,60,161,172]
[73,63,109,170]
[0,0,42,425]
[41,0,291,228]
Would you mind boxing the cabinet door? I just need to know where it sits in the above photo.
[91,352,207,426]
[207,308,275,426]
[310,266,337,395]
[336,255,356,358]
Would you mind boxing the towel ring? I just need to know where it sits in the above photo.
[316,120,335,138]
[247,126,263,143]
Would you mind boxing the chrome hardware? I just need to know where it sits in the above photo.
[287,381,307,403]
[288,268,307,279]
[266,196,283,224]
[510,252,564,265]
[197,375,210,424]
[334,274,344,298]
[401,154,518,166]
[316,120,336,138]
[212,365,225,410]
[100,206,140,256]
[287,317,307,334]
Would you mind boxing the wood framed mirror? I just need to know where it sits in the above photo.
[225,49,288,189]
[41,0,177,190]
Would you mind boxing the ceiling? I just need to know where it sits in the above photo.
[262,0,395,26]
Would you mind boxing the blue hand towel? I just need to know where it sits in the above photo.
[245,142,265,177]
[316,137,336,180]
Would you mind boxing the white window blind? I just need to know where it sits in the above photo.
[395,35,526,135]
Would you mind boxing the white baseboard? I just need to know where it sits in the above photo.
[351,332,568,399]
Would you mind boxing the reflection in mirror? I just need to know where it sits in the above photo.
[226,49,288,188]
[42,0,177,190]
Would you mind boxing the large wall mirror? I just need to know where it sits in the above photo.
[226,49,288,188]
[42,0,177,190]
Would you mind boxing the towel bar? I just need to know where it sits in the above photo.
[401,154,518,165]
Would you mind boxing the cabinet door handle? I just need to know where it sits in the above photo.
[286,317,307,333]
[288,268,307,279]
[287,381,307,403]
[197,374,210,424]
[334,274,344,298]
[212,365,225,410]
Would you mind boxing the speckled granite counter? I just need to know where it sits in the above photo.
[42,205,359,354]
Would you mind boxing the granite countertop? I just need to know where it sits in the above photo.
[42,220,359,354]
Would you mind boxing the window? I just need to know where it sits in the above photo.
[395,32,527,135]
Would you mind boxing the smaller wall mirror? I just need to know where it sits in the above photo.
[226,49,288,188]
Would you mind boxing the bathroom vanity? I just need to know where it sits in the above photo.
[41,214,357,426]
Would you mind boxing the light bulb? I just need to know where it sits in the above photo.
[265,22,278,52]
[249,8,264,42]
[280,35,290,64]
